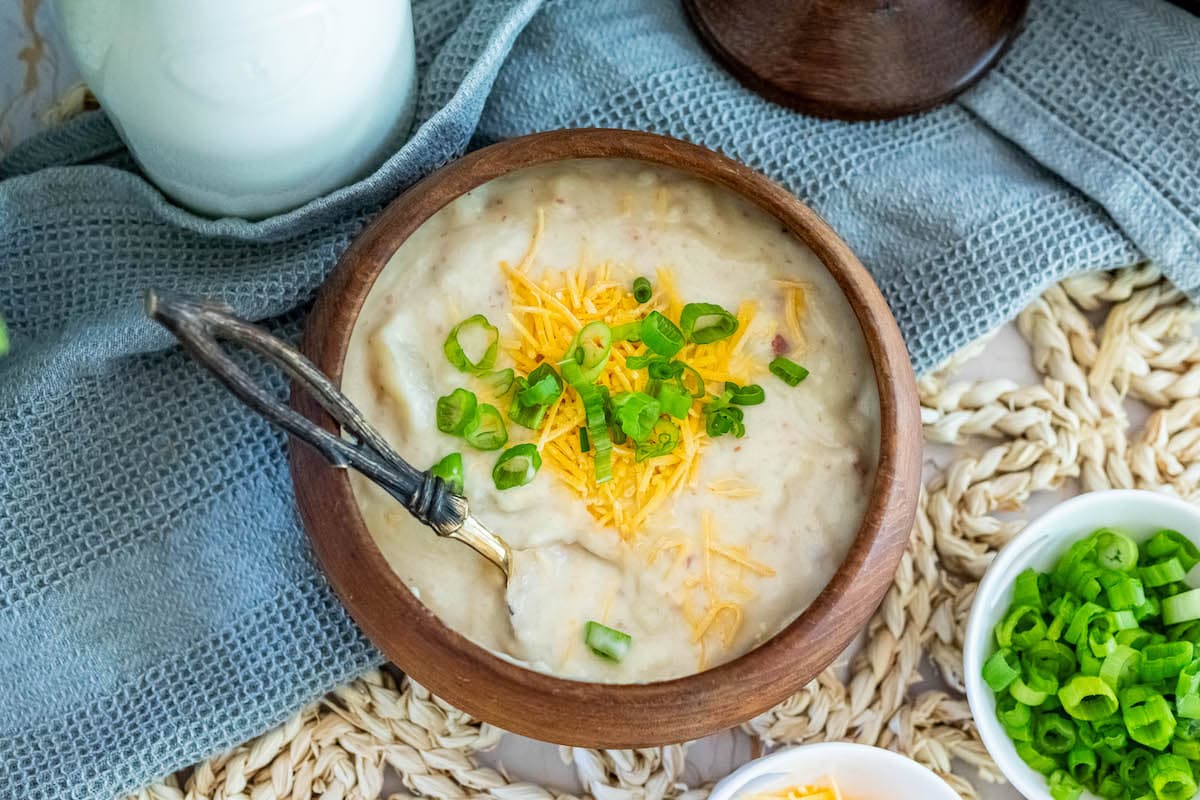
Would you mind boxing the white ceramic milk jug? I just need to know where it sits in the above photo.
[52,0,418,219]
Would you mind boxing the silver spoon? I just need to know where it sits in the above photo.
[145,290,513,577]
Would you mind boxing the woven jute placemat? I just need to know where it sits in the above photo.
[125,264,1200,800]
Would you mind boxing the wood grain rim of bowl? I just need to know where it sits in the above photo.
[290,128,921,748]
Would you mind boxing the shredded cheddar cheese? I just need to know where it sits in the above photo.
[499,209,784,664]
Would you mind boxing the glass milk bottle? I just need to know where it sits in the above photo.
[52,0,418,219]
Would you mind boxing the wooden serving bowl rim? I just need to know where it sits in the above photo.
[291,128,921,748]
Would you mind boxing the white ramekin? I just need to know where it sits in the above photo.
[708,742,960,800]
[964,489,1200,800]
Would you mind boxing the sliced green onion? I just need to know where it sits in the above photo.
[561,321,613,386]
[462,403,507,451]
[1118,748,1153,788]
[639,311,684,357]
[611,391,661,442]
[1016,740,1059,774]
[679,302,739,344]
[492,444,542,490]
[508,389,549,431]
[1146,530,1200,571]
[584,620,631,661]
[1177,660,1200,719]
[1013,568,1045,610]
[724,381,765,406]
[579,427,590,453]
[1095,529,1140,572]
[1150,754,1196,800]
[1163,588,1200,625]
[1121,686,1176,749]
[624,353,653,369]
[482,367,516,395]
[1139,641,1193,682]
[1058,675,1119,720]
[429,453,464,495]
[610,321,642,342]
[1048,594,1079,641]
[0,316,8,357]
[444,314,499,375]
[1036,713,1077,754]
[998,695,1034,738]
[769,356,809,386]
[1106,575,1147,611]
[634,417,681,463]
[632,277,652,304]
[678,362,706,398]
[705,405,746,439]
[436,388,478,435]
[1141,558,1187,588]
[996,605,1047,649]
[1100,645,1141,689]
[647,358,685,381]
[1011,676,1051,706]
[517,363,564,407]
[579,384,612,485]
[1065,601,1104,645]
[1068,746,1097,783]
[984,649,1021,691]
[655,382,693,419]
[1049,770,1083,800]
[1028,640,1078,681]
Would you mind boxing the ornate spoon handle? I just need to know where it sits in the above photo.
[145,290,511,576]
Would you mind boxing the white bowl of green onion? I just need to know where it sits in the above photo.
[965,490,1200,800]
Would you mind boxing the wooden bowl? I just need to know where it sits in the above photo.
[291,129,921,747]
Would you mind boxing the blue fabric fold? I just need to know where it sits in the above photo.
[1,0,1197,797]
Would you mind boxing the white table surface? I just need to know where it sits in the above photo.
[0,3,1047,796]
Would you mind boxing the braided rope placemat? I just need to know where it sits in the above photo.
[125,264,1200,800]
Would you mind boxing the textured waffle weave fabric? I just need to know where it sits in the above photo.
[0,0,1198,797]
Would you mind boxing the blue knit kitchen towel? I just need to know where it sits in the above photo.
[1,0,1198,797]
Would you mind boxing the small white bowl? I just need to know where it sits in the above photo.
[964,489,1200,800]
[709,742,959,800]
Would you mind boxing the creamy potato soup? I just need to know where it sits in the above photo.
[343,159,879,683]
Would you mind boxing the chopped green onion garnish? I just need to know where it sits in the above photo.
[611,391,660,442]
[462,403,507,451]
[1164,588,1200,625]
[982,648,1020,691]
[492,443,542,490]
[1150,754,1196,800]
[655,382,693,419]
[635,417,681,463]
[579,384,612,484]
[769,356,809,386]
[436,388,478,435]
[1058,675,1118,720]
[624,353,653,369]
[482,368,516,396]
[632,277,652,304]
[579,427,590,453]
[517,363,564,407]
[724,381,765,406]
[561,321,613,386]
[679,302,739,344]
[610,321,642,342]
[1139,641,1193,682]
[639,311,684,358]
[584,620,631,661]
[1094,529,1139,572]
[705,405,745,439]
[443,314,499,375]
[647,358,684,381]
[429,453,465,495]
[0,315,8,357]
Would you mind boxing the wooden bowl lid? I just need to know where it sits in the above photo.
[683,0,1030,120]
